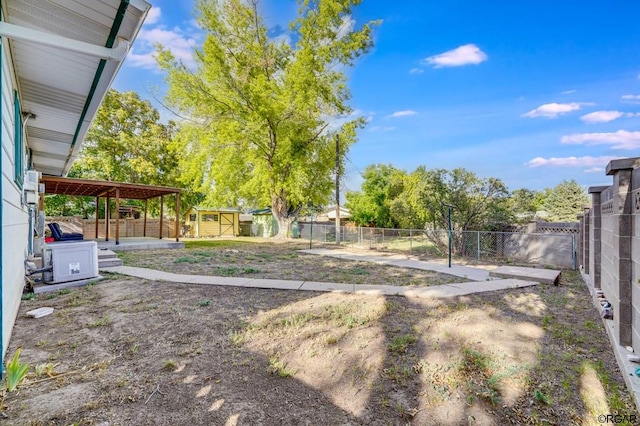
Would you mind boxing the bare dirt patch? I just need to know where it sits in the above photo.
[3,241,637,425]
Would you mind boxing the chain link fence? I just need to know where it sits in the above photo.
[297,223,577,269]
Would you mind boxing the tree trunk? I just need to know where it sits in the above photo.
[271,193,292,239]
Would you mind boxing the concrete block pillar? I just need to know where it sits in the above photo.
[606,158,639,346]
[577,213,584,272]
[588,187,608,288]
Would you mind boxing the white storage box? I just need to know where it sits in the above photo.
[42,241,98,284]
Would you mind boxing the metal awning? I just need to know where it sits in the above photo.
[2,0,151,176]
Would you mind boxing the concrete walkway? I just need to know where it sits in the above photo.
[299,248,497,282]
[101,247,546,299]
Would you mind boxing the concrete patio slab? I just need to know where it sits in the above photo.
[489,265,561,285]
[33,275,104,294]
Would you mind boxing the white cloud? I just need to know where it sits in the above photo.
[369,126,396,132]
[127,27,199,70]
[580,110,624,123]
[389,110,417,118]
[622,94,640,103]
[335,15,355,40]
[583,167,605,173]
[521,102,593,118]
[421,44,487,68]
[525,156,618,168]
[409,68,423,75]
[561,130,640,149]
[561,90,576,95]
[145,6,161,25]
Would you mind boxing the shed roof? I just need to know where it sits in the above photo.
[189,206,242,213]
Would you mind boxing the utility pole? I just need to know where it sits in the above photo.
[444,204,455,267]
[335,134,340,245]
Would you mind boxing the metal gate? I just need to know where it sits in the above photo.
[219,213,235,236]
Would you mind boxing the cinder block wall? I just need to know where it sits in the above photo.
[631,168,640,350]
[581,158,639,348]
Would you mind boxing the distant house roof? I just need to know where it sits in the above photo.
[248,208,272,215]
[189,206,242,213]
[325,206,351,219]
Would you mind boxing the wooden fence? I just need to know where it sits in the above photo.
[47,216,177,239]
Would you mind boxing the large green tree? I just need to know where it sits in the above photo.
[348,165,512,231]
[72,89,178,186]
[157,0,377,238]
[59,89,190,218]
[542,179,588,222]
[345,164,405,228]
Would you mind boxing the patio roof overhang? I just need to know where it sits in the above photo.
[2,0,151,177]
[41,176,181,244]
[41,176,181,200]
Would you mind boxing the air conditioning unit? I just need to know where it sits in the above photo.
[23,170,40,192]
[42,241,98,284]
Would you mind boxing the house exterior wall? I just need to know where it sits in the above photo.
[1,37,29,359]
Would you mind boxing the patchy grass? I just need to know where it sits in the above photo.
[119,240,468,286]
[5,246,638,425]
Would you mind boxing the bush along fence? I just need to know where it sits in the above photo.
[298,221,579,269]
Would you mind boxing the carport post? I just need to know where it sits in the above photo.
[115,188,120,245]
[105,195,110,242]
[95,196,99,239]
[175,192,180,242]
[143,199,148,237]
[159,195,164,239]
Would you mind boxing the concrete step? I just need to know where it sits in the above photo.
[98,249,118,259]
[98,249,122,268]
[489,265,561,285]
[99,259,123,268]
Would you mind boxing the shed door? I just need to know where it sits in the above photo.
[219,213,235,236]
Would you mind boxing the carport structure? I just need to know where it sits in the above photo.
[41,176,181,245]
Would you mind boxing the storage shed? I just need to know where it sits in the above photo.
[250,208,299,238]
[250,208,277,237]
[184,207,241,237]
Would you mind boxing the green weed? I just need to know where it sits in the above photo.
[5,348,29,392]
[229,331,245,348]
[89,315,112,328]
[174,256,198,263]
[268,356,295,378]
[21,293,37,301]
[388,334,417,354]
[163,359,177,371]
[534,389,550,405]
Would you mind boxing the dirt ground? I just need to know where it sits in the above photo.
[4,240,638,425]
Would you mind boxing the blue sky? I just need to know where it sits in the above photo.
[113,0,640,194]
